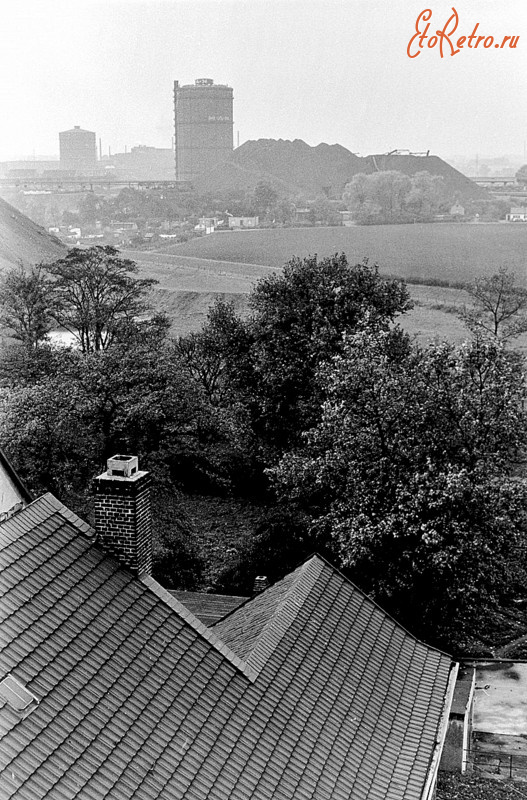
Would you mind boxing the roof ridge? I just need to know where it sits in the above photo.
[309,552,453,660]
[213,551,452,679]
[5,495,257,682]
[245,555,326,676]
[140,576,258,682]
[37,493,95,538]
[0,508,65,554]
[170,590,249,602]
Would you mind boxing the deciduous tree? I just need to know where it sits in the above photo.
[272,330,527,647]
[0,264,54,349]
[461,267,527,341]
[405,171,445,218]
[252,181,279,219]
[175,298,250,405]
[343,170,445,224]
[44,246,157,352]
[244,254,412,450]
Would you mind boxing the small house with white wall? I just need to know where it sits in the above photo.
[506,207,527,222]
[228,216,259,229]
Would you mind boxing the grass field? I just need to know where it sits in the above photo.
[165,223,527,285]
[124,223,527,350]
[131,251,527,350]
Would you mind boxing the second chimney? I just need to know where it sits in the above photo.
[253,575,269,595]
[93,455,152,577]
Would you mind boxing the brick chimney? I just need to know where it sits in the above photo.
[253,575,269,594]
[93,455,152,577]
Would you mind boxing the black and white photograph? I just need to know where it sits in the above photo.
[1,1,527,798]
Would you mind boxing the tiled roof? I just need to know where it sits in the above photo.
[0,493,455,800]
[170,591,248,626]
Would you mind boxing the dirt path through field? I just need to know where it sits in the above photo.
[124,249,277,281]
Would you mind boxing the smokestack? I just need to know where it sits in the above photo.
[93,455,152,577]
[99,137,102,161]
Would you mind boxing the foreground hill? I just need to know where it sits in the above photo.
[0,197,65,271]
[124,249,277,336]
[192,138,486,201]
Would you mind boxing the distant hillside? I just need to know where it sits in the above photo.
[192,139,486,201]
[0,197,65,271]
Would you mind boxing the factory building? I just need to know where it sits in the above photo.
[59,125,97,173]
[110,146,175,181]
[173,78,233,182]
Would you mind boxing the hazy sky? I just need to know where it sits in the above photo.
[2,0,527,162]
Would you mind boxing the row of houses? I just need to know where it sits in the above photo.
[194,216,259,234]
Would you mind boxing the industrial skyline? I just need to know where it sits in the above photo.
[1,1,526,165]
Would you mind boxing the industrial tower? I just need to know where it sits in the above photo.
[59,126,97,173]
[173,78,233,182]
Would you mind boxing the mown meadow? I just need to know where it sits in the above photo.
[127,222,527,349]
[167,222,527,285]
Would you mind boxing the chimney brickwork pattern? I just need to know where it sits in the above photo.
[93,456,152,577]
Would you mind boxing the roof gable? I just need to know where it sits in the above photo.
[213,556,325,672]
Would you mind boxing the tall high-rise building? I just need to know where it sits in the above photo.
[173,78,233,182]
[59,126,97,173]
